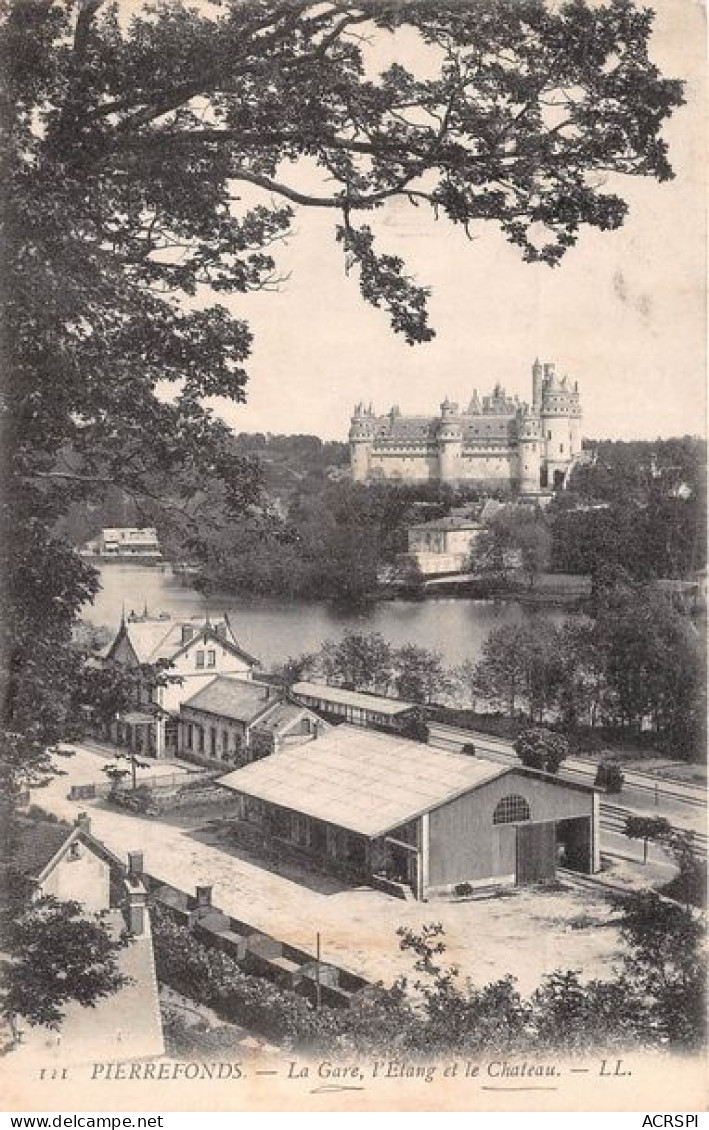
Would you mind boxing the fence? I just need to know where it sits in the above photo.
[69,769,218,802]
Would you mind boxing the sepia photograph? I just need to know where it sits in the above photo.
[0,0,706,1116]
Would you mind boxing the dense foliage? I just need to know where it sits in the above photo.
[289,570,705,762]
[467,582,705,760]
[1,896,129,1030]
[276,631,451,705]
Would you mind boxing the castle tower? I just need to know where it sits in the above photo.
[349,403,376,482]
[516,403,542,493]
[532,358,543,411]
[437,398,463,483]
[540,363,582,489]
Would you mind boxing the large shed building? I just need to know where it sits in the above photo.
[220,727,600,899]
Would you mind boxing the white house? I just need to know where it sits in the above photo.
[103,610,260,758]
[5,816,164,1063]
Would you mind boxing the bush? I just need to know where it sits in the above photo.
[514,727,569,774]
[594,760,624,793]
[150,906,320,1046]
[454,882,473,897]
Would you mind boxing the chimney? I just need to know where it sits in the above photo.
[127,851,144,877]
[195,885,212,909]
[123,876,147,936]
[181,624,194,644]
[75,812,91,834]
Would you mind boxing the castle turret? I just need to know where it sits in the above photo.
[516,402,542,493]
[349,403,376,482]
[532,358,543,411]
[539,363,582,489]
[437,398,463,482]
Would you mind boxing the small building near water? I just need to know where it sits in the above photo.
[101,611,260,758]
[407,515,483,576]
[80,527,162,560]
[219,727,600,900]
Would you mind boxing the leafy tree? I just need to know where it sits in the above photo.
[623,814,672,864]
[529,968,639,1051]
[470,622,531,717]
[617,890,706,1048]
[466,516,516,585]
[594,759,624,793]
[594,583,703,750]
[394,644,449,704]
[519,620,565,722]
[398,708,430,744]
[1,0,684,791]
[472,619,562,721]
[514,726,569,774]
[556,616,606,730]
[102,751,150,793]
[469,507,551,590]
[1,896,129,1032]
[271,652,318,688]
[318,632,394,692]
[661,830,706,910]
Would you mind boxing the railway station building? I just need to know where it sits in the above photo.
[219,727,600,899]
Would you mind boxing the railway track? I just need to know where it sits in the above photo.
[601,803,708,857]
[427,721,707,809]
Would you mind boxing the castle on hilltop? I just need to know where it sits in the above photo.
[349,360,582,492]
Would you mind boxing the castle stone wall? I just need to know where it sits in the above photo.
[349,361,582,492]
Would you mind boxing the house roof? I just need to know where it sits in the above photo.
[10,819,75,879]
[219,726,510,838]
[182,676,275,722]
[291,682,415,717]
[10,818,124,881]
[107,616,259,667]
[409,516,481,533]
[102,527,158,540]
[254,700,321,735]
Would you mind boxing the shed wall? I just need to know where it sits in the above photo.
[427,771,594,891]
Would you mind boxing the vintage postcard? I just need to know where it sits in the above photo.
[1,0,706,1116]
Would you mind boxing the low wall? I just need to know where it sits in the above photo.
[144,871,369,1006]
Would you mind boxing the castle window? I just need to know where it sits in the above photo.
[493,795,531,825]
[559,443,564,454]
[547,430,552,440]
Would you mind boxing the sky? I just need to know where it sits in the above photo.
[200,0,706,443]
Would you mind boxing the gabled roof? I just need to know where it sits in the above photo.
[219,726,510,838]
[10,818,124,882]
[106,616,259,668]
[182,676,275,722]
[253,699,325,735]
[10,820,74,879]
